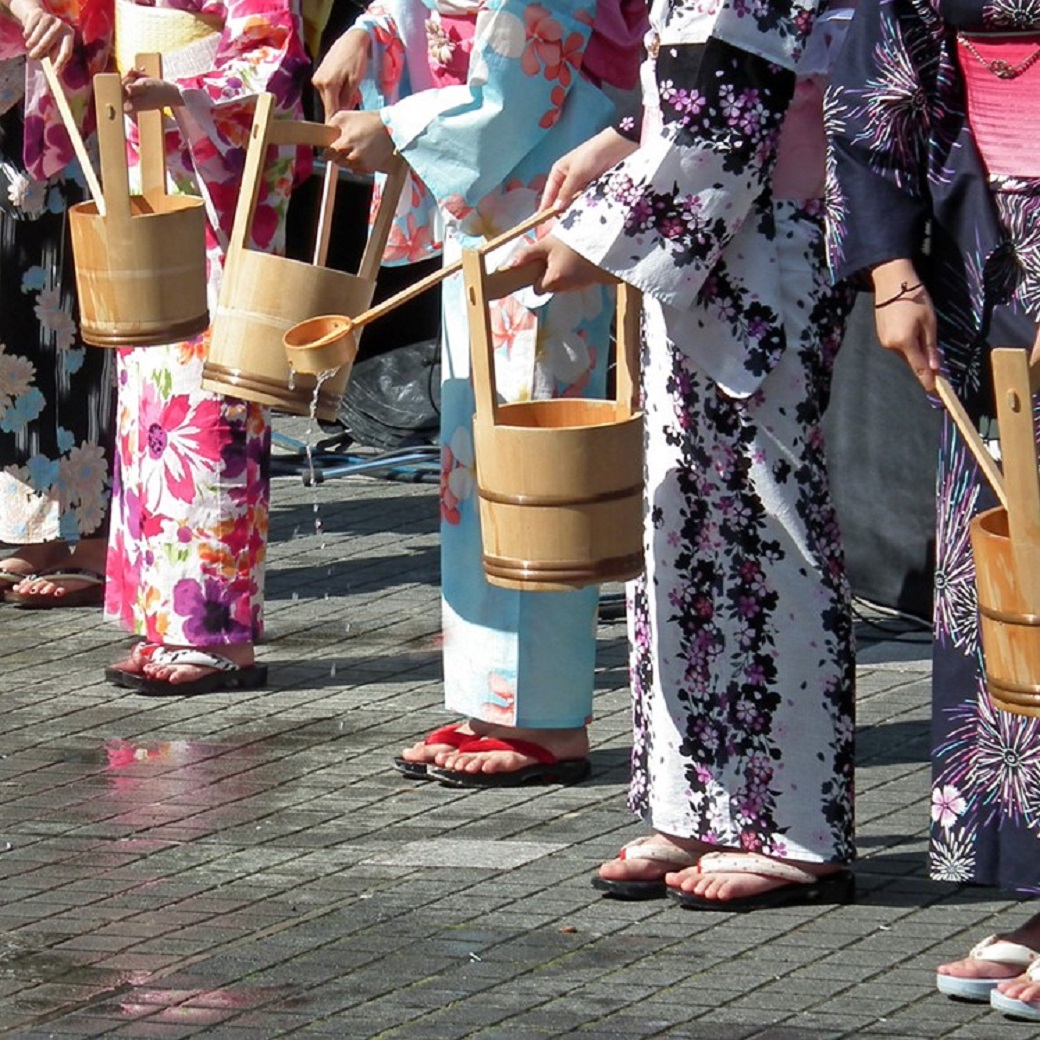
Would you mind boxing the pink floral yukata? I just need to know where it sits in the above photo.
[101,0,309,648]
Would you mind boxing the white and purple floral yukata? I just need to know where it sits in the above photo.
[556,0,856,862]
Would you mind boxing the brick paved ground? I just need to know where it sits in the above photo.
[0,419,1033,1039]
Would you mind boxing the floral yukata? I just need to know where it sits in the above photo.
[555,0,857,862]
[352,0,646,727]
[0,3,115,547]
[101,0,309,647]
[829,0,1040,891]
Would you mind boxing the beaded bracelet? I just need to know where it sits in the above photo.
[874,281,924,309]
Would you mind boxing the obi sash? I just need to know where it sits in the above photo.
[114,0,223,78]
[957,32,1040,178]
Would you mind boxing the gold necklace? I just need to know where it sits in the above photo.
[958,33,1040,79]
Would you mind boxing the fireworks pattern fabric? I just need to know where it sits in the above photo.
[828,0,1040,891]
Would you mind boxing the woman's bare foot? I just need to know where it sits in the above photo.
[0,542,68,583]
[141,643,255,686]
[7,537,106,604]
[399,720,589,775]
[937,914,1040,990]
[433,723,588,776]
[597,833,715,888]
[665,851,848,905]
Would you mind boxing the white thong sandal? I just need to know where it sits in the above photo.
[592,837,703,900]
[665,851,854,912]
[936,935,1040,1003]
[990,959,1040,1020]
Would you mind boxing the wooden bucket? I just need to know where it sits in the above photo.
[202,95,405,422]
[940,349,1040,715]
[463,244,645,592]
[44,56,209,347]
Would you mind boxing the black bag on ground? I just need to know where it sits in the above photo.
[339,337,441,449]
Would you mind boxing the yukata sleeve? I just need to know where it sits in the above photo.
[167,0,310,245]
[825,0,938,283]
[381,0,598,212]
[555,37,798,311]
[352,0,408,107]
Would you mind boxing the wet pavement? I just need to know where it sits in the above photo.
[0,418,1031,1040]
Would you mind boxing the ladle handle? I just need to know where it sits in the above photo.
[935,374,1008,511]
[343,205,561,332]
[40,56,106,214]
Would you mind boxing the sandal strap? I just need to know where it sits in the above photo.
[31,567,104,585]
[451,735,558,764]
[969,935,1040,967]
[618,837,702,868]
[694,851,820,885]
[150,648,240,672]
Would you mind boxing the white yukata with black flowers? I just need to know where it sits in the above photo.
[555,0,857,863]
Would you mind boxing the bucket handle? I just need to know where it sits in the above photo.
[40,56,105,215]
[463,227,641,429]
[991,348,1040,606]
[88,54,170,226]
[224,99,407,284]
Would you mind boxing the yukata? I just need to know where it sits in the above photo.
[100,0,309,648]
[0,4,115,549]
[555,0,857,862]
[829,0,1040,892]
[352,0,646,727]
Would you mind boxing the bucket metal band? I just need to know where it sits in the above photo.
[477,483,642,508]
[482,552,645,585]
[978,603,1040,626]
[82,312,209,348]
[201,361,342,409]
[988,676,1040,701]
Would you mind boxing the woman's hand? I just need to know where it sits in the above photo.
[313,28,370,116]
[121,68,183,113]
[514,233,615,295]
[539,128,637,210]
[871,259,940,392]
[8,0,74,71]
[325,109,396,174]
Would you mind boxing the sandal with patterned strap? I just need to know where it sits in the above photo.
[592,837,704,900]
[115,647,268,697]
[665,851,855,912]
[937,935,1040,1002]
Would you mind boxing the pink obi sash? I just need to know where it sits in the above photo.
[957,32,1040,178]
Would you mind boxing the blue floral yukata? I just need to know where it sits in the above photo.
[556,0,857,863]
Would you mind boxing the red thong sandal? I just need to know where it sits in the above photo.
[392,724,472,781]
[426,735,590,788]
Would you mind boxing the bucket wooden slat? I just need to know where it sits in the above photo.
[56,55,209,347]
[959,349,1040,716]
[463,240,644,592]
[202,96,406,421]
